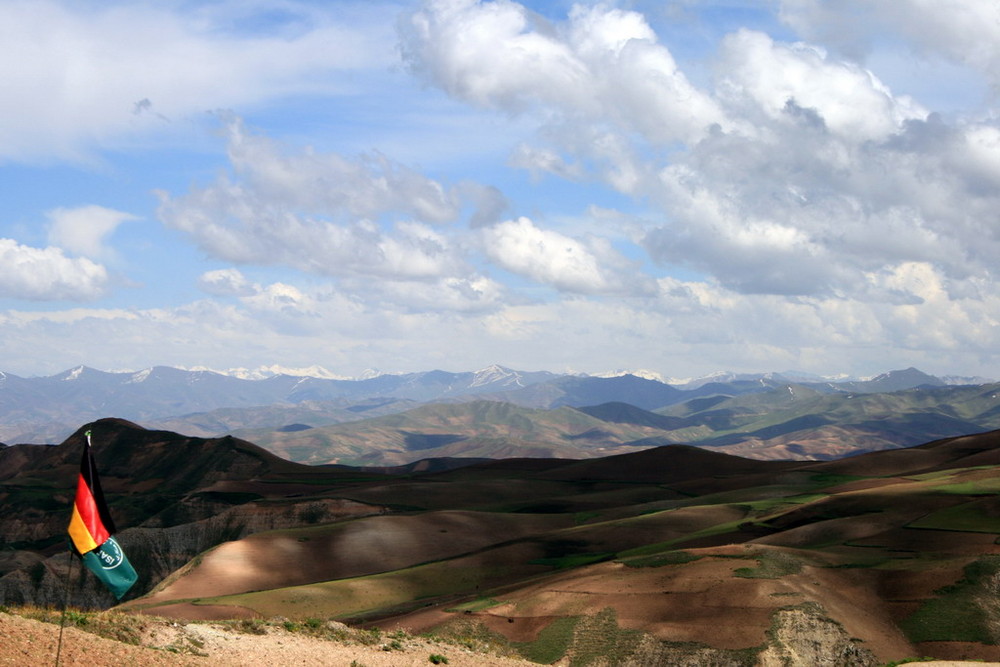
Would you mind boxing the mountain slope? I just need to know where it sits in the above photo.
[7,420,1000,663]
[233,400,690,466]
[118,428,1000,665]
[662,381,1000,458]
[0,419,387,608]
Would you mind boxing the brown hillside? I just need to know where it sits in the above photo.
[136,511,574,604]
[534,443,798,484]
[8,423,1000,665]
[120,430,1000,665]
[806,430,1000,477]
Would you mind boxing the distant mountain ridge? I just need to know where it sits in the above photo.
[0,364,992,446]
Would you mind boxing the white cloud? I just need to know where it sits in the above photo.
[4,0,999,380]
[715,29,926,142]
[0,0,393,161]
[638,84,998,298]
[157,117,471,281]
[508,143,583,182]
[779,0,1000,86]
[46,205,138,259]
[401,0,725,144]
[0,238,109,300]
[2,266,998,379]
[401,0,999,303]
[221,117,463,225]
[481,216,654,295]
[354,274,509,313]
[240,283,318,332]
[197,268,259,297]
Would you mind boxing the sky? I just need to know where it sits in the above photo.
[0,0,998,381]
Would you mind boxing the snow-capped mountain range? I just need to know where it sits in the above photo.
[0,364,993,446]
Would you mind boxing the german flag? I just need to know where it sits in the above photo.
[67,430,115,554]
[67,430,137,600]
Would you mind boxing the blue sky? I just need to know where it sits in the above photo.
[1,0,998,381]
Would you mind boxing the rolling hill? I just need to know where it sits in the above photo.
[230,400,693,465]
[230,381,1000,466]
[5,419,1000,664]
[124,428,1000,665]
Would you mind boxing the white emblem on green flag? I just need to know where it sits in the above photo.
[80,535,138,600]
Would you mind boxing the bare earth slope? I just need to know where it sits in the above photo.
[0,611,535,666]
[9,421,1000,665]
[120,430,1000,665]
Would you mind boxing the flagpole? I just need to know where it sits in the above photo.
[55,533,76,667]
[57,429,90,667]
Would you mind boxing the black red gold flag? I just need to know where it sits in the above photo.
[66,430,137,599]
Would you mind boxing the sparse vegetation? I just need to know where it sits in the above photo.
[235,617,268,635]
[513,616,579,664]
[732,549,804,579]
[621,549,701,567]
[907,500,1000,533]
[19,606,149,645]
[382,638,404,651]
[430,618,519,657]
[446,597,502,612]
[900,555,1000,643]
[564,608,642,666]
[3,606,528,664]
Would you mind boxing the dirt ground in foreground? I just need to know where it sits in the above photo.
[0,611,535,667]
[6,612,1000,667]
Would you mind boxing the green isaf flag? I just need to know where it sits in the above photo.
[67,430,138,600]
[79,536,137,600]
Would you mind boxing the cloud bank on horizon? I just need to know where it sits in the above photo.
[0,0,998,380]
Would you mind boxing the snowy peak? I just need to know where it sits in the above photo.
[188,365,350,381]
[594,369,667,383]
[61,365,86,381]
[470,364,522,388]
[126,369,153,384]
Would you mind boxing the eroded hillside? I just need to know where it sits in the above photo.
[5,419,1000,664]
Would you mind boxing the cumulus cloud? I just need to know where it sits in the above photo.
[642,103,1000,296]
[221,117,463,225]
[197,268,259,297]
[0,238,109,300]
[394,0,1000,362]
[399,2,995,301]
[353,274,509,313]
[715,29,925,142]
[400,0,725,144]
[482,216,654,295]
[6,0,1000,380]
[46,205,138,259]
[158,117,470,281]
